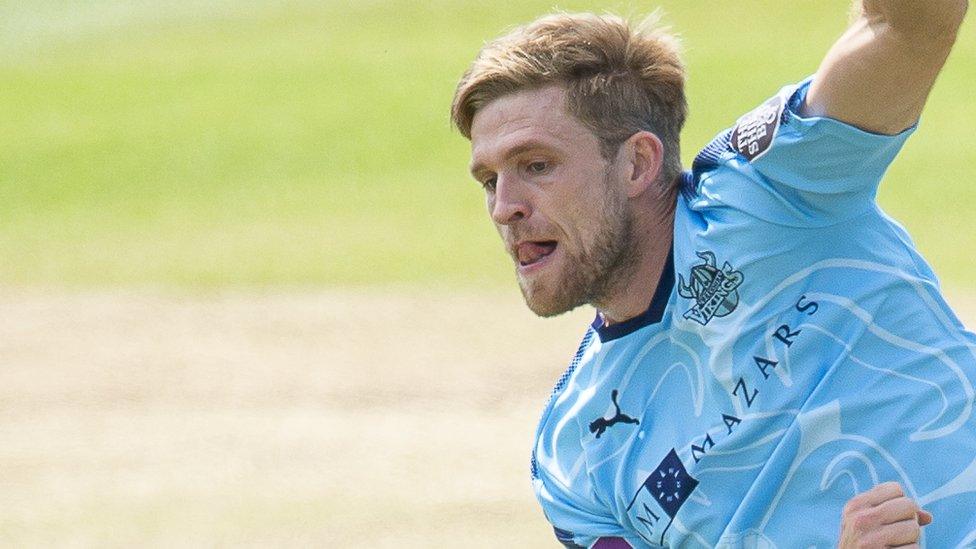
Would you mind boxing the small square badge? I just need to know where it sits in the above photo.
[642,448,698,519]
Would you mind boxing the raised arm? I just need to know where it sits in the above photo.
[803,0,968,135]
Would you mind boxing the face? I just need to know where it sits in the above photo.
[469,86,638,317]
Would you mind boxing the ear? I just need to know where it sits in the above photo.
[622,131,664,199]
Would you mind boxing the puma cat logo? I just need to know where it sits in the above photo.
[589,389,640,439]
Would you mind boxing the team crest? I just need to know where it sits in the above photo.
[678,251,744,325]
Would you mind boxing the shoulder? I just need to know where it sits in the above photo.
[687,79,809,190]
[683,77,915,226]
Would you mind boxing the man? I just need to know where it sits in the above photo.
[453,2,972,547]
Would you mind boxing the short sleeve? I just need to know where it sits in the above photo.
[691,77,916,226]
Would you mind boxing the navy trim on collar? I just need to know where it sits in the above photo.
[591,245,674,342]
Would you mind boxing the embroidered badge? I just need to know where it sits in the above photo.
[678,251,744,325]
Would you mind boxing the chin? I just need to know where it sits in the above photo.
[518,277,586,318]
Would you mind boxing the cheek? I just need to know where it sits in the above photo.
[569,195,615,249]
[544,190,591,243]
[554,212,588,255]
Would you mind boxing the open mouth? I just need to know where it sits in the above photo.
[516,240,558,267]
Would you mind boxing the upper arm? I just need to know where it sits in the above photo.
[803,0,968,135]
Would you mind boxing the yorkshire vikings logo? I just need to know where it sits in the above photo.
[678,251,744,326]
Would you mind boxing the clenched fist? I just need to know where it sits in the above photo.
[838,482,933,548]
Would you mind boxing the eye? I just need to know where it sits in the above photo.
[481,175,497,191]
[526,161,549,174]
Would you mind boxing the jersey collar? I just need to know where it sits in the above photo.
[591,245,675,342]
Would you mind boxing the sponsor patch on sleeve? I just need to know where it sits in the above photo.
[730,90,787,162]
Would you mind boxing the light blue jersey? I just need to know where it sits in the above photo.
[532,78,976,548]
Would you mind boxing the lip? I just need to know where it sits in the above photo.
[514,240,558,274]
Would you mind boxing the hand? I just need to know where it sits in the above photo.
[838,482,933,548]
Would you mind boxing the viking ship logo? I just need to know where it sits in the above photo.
[678,251,744,325]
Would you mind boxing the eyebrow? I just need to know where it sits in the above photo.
[469,140,554,178]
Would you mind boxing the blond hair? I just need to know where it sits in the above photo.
[452,12,687,186]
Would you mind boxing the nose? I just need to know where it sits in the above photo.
[489,174,530,226]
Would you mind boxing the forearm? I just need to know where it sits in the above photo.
[859,0,968,43]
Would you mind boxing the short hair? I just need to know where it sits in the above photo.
[452,12,687,188]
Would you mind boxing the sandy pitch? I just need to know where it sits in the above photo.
[1,289,973,547]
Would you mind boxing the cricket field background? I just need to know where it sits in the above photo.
[1,0,973,546]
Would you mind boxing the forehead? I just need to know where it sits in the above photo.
[469,86,600,170]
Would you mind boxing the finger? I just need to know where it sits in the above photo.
[917,509,933,526]
[881,517,923,546]
[847,481,905,510]
[876,496,920,525]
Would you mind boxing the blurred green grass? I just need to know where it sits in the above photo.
[1,0,973,288]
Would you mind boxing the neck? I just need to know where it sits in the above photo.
[595,204,675,326]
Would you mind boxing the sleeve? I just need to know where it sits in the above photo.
[532,330,634,548]
[692,77,916,227]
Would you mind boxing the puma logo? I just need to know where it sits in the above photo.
[589,389,640,439]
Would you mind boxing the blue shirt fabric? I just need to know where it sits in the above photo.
[531,78,976,548]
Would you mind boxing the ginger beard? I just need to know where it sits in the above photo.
[513,169,640,318]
